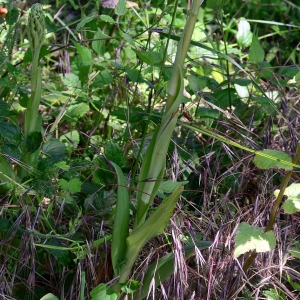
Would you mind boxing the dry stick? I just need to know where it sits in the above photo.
[242,141,300,273]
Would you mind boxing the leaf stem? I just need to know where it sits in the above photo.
[242,141,300,273]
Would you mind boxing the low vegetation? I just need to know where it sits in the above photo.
[0,0,299,299]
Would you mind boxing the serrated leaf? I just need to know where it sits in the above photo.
[0,122,21,143]
[249,35,264,63]
[274,183,300,214]
[100,14,116,24]
[234,222,276,257]
[1,143,21,159]
[253,149,292,170]
[159,180,188,193]
[105,141,126,167]
[115,0,126,16]
[236,18,253,48]
[73,42,92,66]
[59,178,82,193]
[92,30,108,55]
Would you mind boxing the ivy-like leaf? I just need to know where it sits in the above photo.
[59,178,82,194]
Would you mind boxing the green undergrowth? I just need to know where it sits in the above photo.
[0,0,299,299]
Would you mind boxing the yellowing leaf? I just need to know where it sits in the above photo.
[234,222,276,257]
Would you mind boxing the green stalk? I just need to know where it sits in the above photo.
[22,4,46,174]
[135,0,204,229]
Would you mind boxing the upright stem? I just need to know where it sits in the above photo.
[243,142,300,273]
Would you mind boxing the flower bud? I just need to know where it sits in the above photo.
[27,3,45,57]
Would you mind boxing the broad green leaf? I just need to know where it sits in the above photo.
[125,66,144,83]
[40,294,59,300]
[65,103,90,121]
[133,49,163,66]
[119,185,184,282]
[274,183,300,214]
[236,18,253,48]
[90,283,118,300]
[234,222,276,257]
[73,43,92,66]
[159,180,188,193]
[140,241,217,299]
[253,149,292,170]
[249,35,264,63]
[42,139,67,155]
[58,178,82,194]
[92,70,113,87]
[0,122,21,143]
[92,30,108,56]
[111,162,130,275]
[1,144,21,159]
[187,75,207,93]
[61,130,80,149]
[115,0,126,16]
